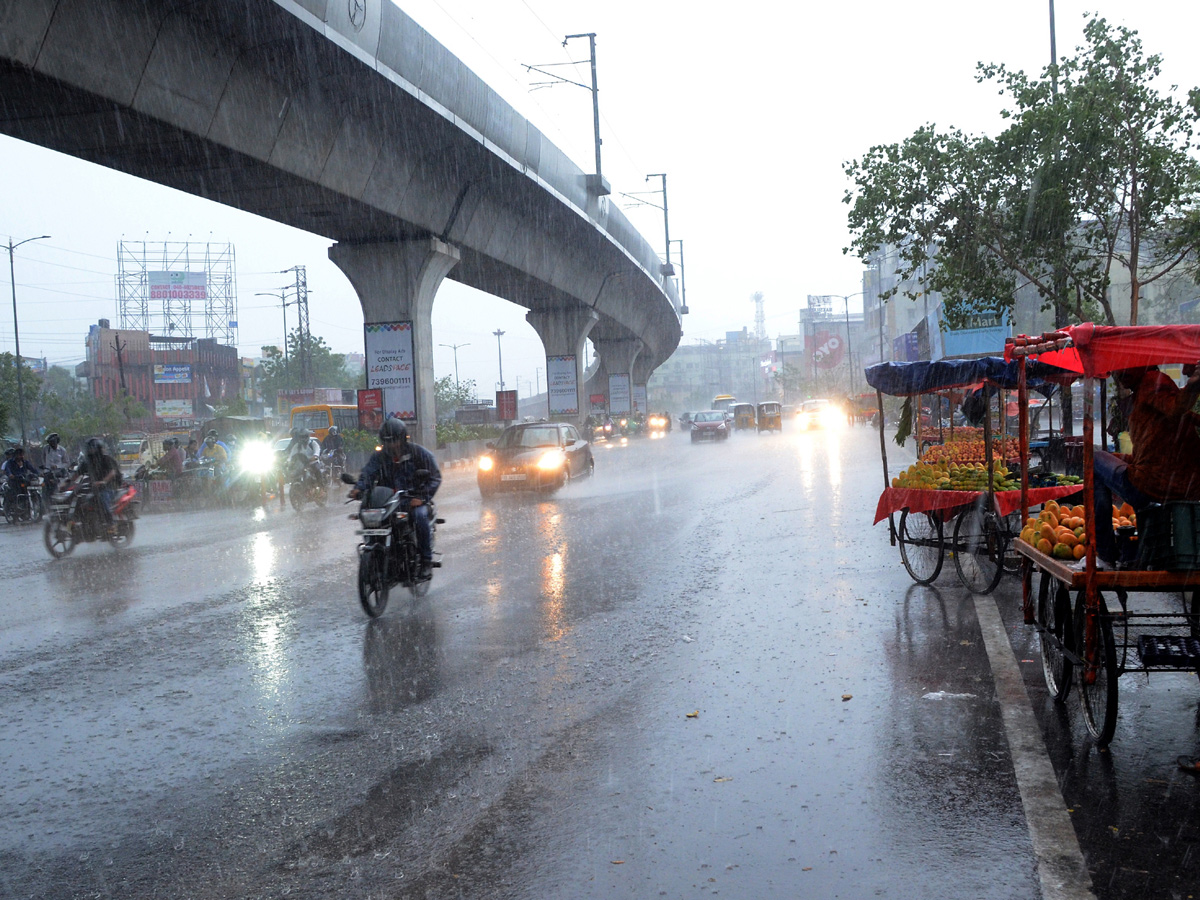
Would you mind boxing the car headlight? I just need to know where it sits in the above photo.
[537,449,566,471]
[478,455,495,472]
[360,508,387,528]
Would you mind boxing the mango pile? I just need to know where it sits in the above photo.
[1019,501,1137,560]
[921,438,1020,468]
[891,459,1020,491]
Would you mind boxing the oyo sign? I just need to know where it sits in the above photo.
[812,331,845,369]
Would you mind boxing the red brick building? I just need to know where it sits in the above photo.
[76,320,241,430]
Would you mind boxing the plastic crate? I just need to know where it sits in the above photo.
[1137,635,1200,668]
[1136,502,1200,571]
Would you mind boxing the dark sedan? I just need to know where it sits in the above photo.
[477,422,595,497]
[689,410,729,443]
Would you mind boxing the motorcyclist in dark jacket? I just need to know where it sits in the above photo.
[351,419,441,574]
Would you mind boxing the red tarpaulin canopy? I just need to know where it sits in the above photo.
[1006,323,1200,377]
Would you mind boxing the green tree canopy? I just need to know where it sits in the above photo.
[844,16,1200,328]
[435,375,478,419]
[259,329,362,400]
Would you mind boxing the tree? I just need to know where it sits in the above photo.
[259,328,361,400]
[435,375,478,420]
[36,365,148,450]
[0,353,43,439]
[844,16,1200,329]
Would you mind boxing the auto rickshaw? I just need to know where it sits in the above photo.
[732,402,756,431]
[756,401,782,432]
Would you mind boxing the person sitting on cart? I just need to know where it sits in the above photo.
[1092,363,1200,565]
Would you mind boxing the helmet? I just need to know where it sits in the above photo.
[291,426,305,440]
[13,446,24,456]
[328,426,339,436]
[46,433,59,445]
[86,438,105,457]
[225,434,236,444]
[379,419,408,446]
[3,448,13,459]
[207,429,218,438]
[204,433,217,445]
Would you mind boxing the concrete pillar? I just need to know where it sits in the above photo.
[632,356,655,416]
[525,306,598,423]
[586,338,642,414]
[329,237,460,450]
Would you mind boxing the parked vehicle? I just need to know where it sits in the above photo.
[342,472,443,618]
[43,476,139,558]
[4,471,44,524]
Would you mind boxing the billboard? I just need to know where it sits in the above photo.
[153,364,191,384]
[547,355,578,416]
[496,389,518,421]
[589,393,607,414]
[357,388,384,432]
[608,373,631,414]
[810,331,845,369]
[632,383,647,413]
[149,271,207,300]
[155,398,194,418]
[364,322,416,422]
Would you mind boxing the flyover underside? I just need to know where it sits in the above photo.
[0,59,653,347]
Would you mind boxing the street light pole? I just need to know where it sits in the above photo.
[5,234,50,447]
[646,173,673,274]
[439,342,470,390]
[493,329,506,390]
[670,238,688,315]
[564,33,603,189]
[255,290,293,392]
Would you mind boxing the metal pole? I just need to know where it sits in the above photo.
[440,342,470,390]
[493,329,505,390]
[844,294,854,394]
[647,174,670,269]
[564,33,602,181]
[6,235,50,447]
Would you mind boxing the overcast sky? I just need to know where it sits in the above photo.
[2,0,1199,397]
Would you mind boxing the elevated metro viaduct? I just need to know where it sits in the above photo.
[0,0,683,445]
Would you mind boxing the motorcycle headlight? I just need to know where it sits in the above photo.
[478,455,495,472]
[360,508,387,528]
[537,449,566,471]
[240,442,275,475]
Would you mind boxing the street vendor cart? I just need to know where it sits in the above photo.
[1007,324,1200,747]
[868,357,1083,593]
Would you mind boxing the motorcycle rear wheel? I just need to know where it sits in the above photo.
[43,517,75,559]
[108,520,135,550]
[358,547,389,617]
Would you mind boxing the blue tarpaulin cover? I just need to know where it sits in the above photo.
[864,358,1065,397]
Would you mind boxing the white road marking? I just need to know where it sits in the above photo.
[973,595,1098,900]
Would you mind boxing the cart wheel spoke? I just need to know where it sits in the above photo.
[898,509,944,585]
[1039,580,1073,702]
[1074,591,1118,746]
[953,505,1006,594]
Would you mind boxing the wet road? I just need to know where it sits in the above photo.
[1,425,1198,898]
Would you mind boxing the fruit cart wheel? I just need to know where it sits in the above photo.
[1073,591,1118,746]
[898,509,944,585]
[1185,591,1200,641]
[1000,512,1023,575]
[952,506,1006,594]
[1039,580,1073,703]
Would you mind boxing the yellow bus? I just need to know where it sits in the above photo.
[711,393,737,414]
[289,404,360,442]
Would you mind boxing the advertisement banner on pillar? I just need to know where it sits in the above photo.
[546,355,578,416]
[496,390,518,421]
[357,389,384,432]
[608,373,631,414]
[364,322,416,421]
[589,393,607,414]
[632,383,647,413]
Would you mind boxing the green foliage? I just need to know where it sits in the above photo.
[844,16,1200,328]
[259,329,361,399]
[0,353,41,439]
[340,428,379,453]
[212,395,249,417]
[434,375,478,419]
[435,422,503,448]
[36,365,147,450]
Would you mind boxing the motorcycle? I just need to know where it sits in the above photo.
[41,466,69,509]
[322,447,347,485]
[225,440,278,507]
[287,454,328,511]
[4,472,45,524]
[341,471,444,618]
[43,476,139,558]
